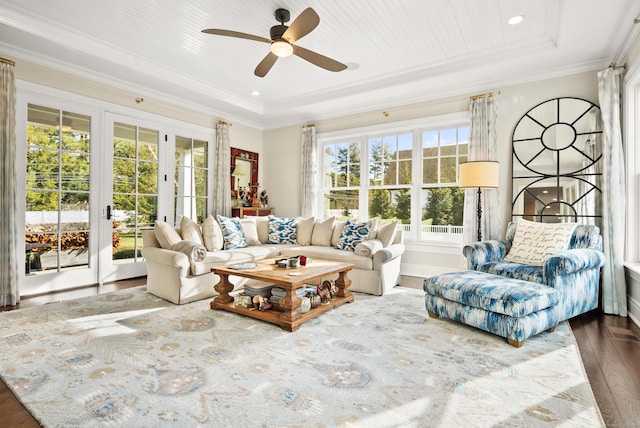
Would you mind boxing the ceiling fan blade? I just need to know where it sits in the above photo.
[201,29,271,44]
[254,52,279,77]
[282,7,319,43]
[293,45,347,72]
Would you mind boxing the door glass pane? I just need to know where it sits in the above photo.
[112,123,158,262]
[26,104,91,274]
[175,136,208,223]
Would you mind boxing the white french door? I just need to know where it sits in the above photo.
[99,113,167,283]
[19,100,101,295]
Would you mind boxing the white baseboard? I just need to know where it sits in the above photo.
[628,295,640,329]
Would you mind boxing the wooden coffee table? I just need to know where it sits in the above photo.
[210,258,354,332]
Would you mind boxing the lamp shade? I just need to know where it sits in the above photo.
[231,164,246,177]
[458,161,499,189]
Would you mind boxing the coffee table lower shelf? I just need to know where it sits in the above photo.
[211,294,354,332]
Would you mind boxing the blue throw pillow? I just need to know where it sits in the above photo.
[268,216,297,244]
[216,215,247,250]
[336,220,372,251]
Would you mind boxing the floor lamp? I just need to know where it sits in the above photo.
[231,164,246,207]
[458,161,499,241]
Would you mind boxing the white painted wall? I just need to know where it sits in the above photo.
[264,71,599,277]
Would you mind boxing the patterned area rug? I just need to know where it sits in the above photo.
[0,286,603,427]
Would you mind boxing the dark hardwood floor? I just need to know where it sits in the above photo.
[1,279,639,427]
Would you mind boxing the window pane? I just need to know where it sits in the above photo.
[398,134,412,159]
[138,128,159,161]
[61,192,89,231]
[138,195,158,228]
[423,158,438,183]
[138,161,158,194]
[440,157,458,183]
[113,194,135,227]
[61,112,90,151]
[323,190,359,219]
[113,159,136,193]
[27,147,59,190]
[61,152,90,191]
[398,160,412,185]
[422,187,465,226]
[195,168,207,196]
[422,130,438,157]
[193,140,208,168]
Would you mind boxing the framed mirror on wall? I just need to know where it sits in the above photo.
[230,147,259,206]
[511,97,603,225]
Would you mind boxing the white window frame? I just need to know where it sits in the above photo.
[318,112,469,247]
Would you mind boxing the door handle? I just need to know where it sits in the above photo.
[106,205,112,220]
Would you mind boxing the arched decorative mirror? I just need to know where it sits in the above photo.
[511,97,602,224]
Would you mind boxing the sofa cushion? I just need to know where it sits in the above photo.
[311,217,334,246]
[240,218,261,246]
[180,217,204,245]
[477,261,544,284]
[336,220,373,251]
[423,270,559,317]
[245,215,270,243]
[202,215,224,251]
[376,221,397,247]
[217,215,247,250]
[331,220,347,247]
[279,246,373,270]
[154,221,182,249]
[503,220,577,266]
[268,216,297,244]
[296,216,315,245]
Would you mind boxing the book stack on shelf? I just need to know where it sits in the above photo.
[242,281,274,299]
[269,285,317,304]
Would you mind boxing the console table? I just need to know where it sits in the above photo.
[231,207,274,218]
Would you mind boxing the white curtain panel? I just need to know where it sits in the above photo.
[597,67,627,316]
[0,60,19,307]
[213,122,231,217]
[300,125,318,218]
[462,95,501,245]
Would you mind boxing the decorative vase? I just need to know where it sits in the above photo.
[308,294,321,308]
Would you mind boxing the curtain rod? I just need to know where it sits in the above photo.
[608,63,626,69]
[0,57,15,66]
[217,120,232,126]
[302,123,315,128]
[470,92,494,101]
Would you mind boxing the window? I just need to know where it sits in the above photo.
[321,140,361,218]
[420,127,468,239]
[175,136,209,223]
[319,113,469,244]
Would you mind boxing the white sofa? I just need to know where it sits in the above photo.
[141,216,405,304]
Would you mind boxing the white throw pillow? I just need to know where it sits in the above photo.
[331,220,347,247]
[180,216,204,245]
[240,218,261,246]
[244,215,270,243]
[311,217,335,246]
[201,215,224,251]
[503,219,577,266]
[376,221,397,247]
[154,221,182,249]
[296,216,315,246]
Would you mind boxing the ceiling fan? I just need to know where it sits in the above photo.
[202,7,347,77]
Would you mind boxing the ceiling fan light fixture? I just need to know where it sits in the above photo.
[508,15,525,25]
[271,40,293,57]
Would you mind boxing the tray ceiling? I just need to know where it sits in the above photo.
[0,0,638,129]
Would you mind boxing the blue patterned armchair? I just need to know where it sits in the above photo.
[463,222,606,320]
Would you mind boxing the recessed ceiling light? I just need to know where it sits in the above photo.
[251,91,260,96]
[508,15,525,25]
